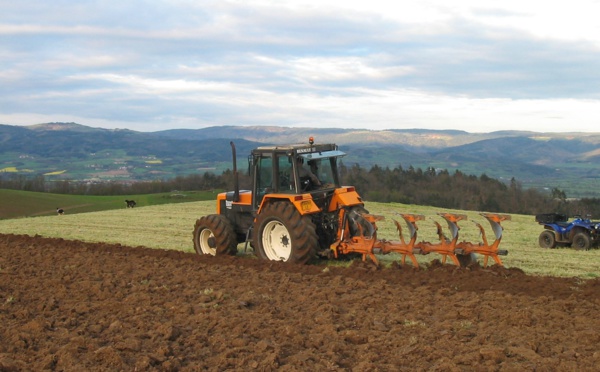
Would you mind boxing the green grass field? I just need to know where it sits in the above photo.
[0,189,222,219]
[1,190,599,279]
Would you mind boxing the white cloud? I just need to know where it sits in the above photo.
[1,0,599,133]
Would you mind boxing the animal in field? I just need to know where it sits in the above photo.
[56,208,64,215]
[125,200,137,208]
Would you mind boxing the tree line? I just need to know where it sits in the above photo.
[1,165,599,218]
[339,163,600,218]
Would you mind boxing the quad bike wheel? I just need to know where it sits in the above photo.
[193,214,238,256]
[572,232,591,250]
[253,202,318,264]
[538,230,557,248]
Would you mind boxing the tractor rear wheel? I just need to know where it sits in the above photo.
[572,232,591,250]
[253,202,318,264]
[193,214,238,256]
[538,230,557,248]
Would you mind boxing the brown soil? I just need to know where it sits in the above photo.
[1,233,600,371]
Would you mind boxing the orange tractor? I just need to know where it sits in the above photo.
[193,138,510,267]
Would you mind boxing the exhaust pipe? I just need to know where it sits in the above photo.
[230,141,239,202]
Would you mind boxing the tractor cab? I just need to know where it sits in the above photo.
[250,139,345,209]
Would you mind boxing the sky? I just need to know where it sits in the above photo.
[1,0,600,133]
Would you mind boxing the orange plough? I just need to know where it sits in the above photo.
[330,210,510,268]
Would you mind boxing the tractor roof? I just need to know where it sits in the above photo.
[252,142,339,156]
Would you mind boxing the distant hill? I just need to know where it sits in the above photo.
[150,126,506,150]
[1,122,599,198]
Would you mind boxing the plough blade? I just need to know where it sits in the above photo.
[375,214,425,268]
[455,213,511,267]
[330,209,382,264]
[412,213,468,266]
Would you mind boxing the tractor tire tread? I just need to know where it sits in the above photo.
[193,214,238,256]
[253,202,318,264]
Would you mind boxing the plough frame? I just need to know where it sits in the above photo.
[333,211,511,268]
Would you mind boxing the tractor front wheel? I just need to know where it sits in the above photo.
[572,232,591,250]
[539,230,557,248]
[253,202,318,264]
[193,214,238,256]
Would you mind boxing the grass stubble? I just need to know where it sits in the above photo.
[0,200,598,278]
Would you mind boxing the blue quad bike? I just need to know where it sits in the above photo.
[536,213,600,250]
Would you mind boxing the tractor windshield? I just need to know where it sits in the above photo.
[298,150,344,189]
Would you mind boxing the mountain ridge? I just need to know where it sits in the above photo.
[1,122,599,198]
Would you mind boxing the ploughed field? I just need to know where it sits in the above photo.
[2,233,600,371]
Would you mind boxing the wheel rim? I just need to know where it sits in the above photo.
[198,228,217,255]
[574,237,587,250]
[262,220,291,261]
[541,235,551,248]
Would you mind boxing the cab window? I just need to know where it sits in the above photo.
[254,155,273,207]
[277,155,294,192]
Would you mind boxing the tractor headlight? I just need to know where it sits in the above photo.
[301,200,312,212]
